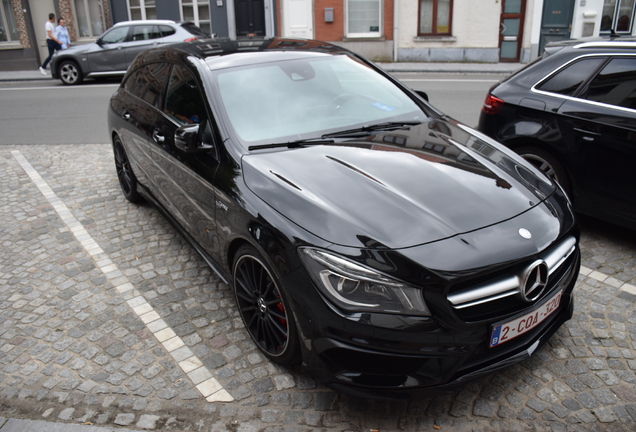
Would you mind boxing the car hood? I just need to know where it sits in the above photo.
[242,118,557,249]
[56,43,94,56]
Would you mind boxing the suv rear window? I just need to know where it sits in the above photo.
[536,57,606,96]
[181,23,208,36]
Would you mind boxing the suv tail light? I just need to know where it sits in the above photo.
[482,94,505,115]
[184,37,197,42]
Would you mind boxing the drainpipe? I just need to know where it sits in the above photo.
[393,0,399,61]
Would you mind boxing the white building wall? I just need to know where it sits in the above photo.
[570,0,604,38]
[397,0,535,63]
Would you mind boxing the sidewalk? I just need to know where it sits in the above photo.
[0,61,523,83]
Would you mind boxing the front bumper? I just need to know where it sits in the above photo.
[283,233,579,399]
[319,292,573,399]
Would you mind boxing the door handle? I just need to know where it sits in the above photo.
[152,129,165,143]
[121,109,130,120]
[573,127,600,141]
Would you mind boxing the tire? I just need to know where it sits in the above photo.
[58,60,83,85]
[515,146,571,196]
[113,136,142,203]
[232,245,300,365]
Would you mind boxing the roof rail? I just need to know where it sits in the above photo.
[574,41,636,49]
[114,19,176,26]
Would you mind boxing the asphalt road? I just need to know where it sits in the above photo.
[0,73,503,147]
[0,80,119,146]
[393,72,504,127]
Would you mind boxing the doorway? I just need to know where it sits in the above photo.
[539,0,575,54]
[282,0,313,39]
[28,0,57,66]
[234,0,266,37]
[499,0,527,62]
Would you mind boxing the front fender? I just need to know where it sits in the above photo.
[51,54,91,78]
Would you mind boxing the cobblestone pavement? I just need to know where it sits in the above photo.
[0,144,635,432]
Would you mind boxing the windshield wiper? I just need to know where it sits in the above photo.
[248,138,335,151]
[321,121,422,138]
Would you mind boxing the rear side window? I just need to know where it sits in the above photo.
[536,57,606,96]
[123,63,172,107]
[131,25,162,41]
[585,57,636,110]
[181,23,208,36]
[159,25,176,37]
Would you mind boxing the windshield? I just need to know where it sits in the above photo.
[214,55,425,147]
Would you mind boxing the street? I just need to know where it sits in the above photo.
[392,72,501,127]
[1,75,636,431]
[0,72,499,147]
[0,80,117,146]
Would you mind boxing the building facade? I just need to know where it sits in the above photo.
[395,0,636,63]
[2,0,636,71]
[1,0,112,71]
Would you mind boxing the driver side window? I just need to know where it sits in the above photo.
[164,65,208,126]
[101,26,129,44]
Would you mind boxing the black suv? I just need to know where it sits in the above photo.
[479,37,636,231]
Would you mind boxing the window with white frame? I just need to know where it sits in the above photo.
[346,0,381,38]
[0,0,19,43]
[129,0,157,21]
[419,0,452,36]
[74,0,106,38]
[601,0,635,33]
[181,0,211,34]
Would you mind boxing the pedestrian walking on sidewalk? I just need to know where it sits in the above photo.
[39,13,62,75]
[56,18,71,49]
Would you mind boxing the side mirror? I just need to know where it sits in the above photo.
[175,123,213,153]
[414,89,429,102]
[96,38,103,46]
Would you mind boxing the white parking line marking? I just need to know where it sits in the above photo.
[11,150,234,403]
[622,283,636,295]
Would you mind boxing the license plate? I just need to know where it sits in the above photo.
[489,290,562,348]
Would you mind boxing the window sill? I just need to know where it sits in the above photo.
[0,43,24,51]
[342,36,385,42]
[414,36,456,42]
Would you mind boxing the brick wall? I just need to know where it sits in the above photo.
[314,0,344,41]
[314,0,393,41]
[10,0,30,47]
[58,0,77,42]
[56,0,112,42]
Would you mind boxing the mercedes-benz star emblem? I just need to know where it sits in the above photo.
[519,260,549,302]
[519,228,532,239]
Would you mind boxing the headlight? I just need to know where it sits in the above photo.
[299,247,431,316]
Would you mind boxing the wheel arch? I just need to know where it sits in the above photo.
[504,137,574,195]
[226,222,299,281]
[56,57,85,84]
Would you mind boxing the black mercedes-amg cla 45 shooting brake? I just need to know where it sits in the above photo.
[108,37,580,399]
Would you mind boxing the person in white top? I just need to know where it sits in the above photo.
[39,13,62,75]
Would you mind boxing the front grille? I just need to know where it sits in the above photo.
[447,236,577,322]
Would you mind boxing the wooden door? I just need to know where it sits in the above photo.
[499,0,527,62]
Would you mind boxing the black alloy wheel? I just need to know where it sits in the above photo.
[113,136,142,203]
[516,146,572,196]
[59,60,83,85]
[233,245,300,365]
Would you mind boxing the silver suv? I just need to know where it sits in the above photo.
[51,20,209,85]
